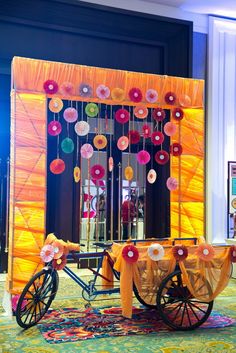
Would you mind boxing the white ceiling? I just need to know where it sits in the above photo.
[145,0,236,19]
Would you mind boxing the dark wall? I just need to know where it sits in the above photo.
[0,0,193,270]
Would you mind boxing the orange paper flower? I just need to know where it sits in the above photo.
[196,243,215,262]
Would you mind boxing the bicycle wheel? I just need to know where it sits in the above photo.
[16,267,59,329]
[156,269,213,330]
[133,286,156,308]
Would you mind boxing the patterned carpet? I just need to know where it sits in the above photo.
[0,272,236,353]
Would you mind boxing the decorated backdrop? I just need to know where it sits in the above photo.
[8,56,204,293]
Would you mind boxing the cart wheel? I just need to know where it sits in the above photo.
[82,280,97,302]
[133,286,156,308]
[16,267,59,329]
[156,269,213,330]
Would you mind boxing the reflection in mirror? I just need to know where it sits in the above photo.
[121,153,145,240]
[80,151,107,251]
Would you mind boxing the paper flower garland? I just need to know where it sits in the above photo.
[147,169,157,184]
[172,245,188,261]
[52,254,67,270]
[172,107,184,121]
[74,121,90,136]
[129,88,143,103]
[111,87,125,102]
[164,122,177,136]
[49,97,63,113]
[134,105,148,119]
[136,150,150,165]
[63,107,78,123]
[170,143,183,156]
[125,166,134,181]
[128,130,140,144]
[85,103,99,117]
[196,243,215,262]
[164,91,177,105]
[166,177,178,191]
[115,108,130,124]
[146,89,158,103]
[80,143,94,159]
[155,150,169,165]
[147,243,164,261]
[78,83,92,97]
[50,159,65,174]
[43,80,58,94]
[108,157,114,172]
[61,137,74,153]
[151,131,164,145]
[93,135,108,149]
[142,124,151,138]
[48,121,62,136]
[152,108,166,122]
[74,166,81,182]
[90,164,105,180]
[122,245,139,264]
[117,136,129,151]
[40,244,55,263]
[60,82,74,96]
[230,245,236,262]
[96,84,110,99]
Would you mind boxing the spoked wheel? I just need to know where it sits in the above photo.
[156,270,214,330]
[16,267,59,329]
[133,286,156,308]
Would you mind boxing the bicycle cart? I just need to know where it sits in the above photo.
[15,234,235,331]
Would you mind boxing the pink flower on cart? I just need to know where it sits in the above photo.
[60,81,74,96]
[147,243,165,261]
[196,243,215,262]
[122,245,139,264]
[230,245,236,262]
[40,244,55,263]
[172,107,184,121]
[78,83,93,97]
[146,89,158,103]
[129,88,143,103]
[164,91,177,105]
[172,245,188,261]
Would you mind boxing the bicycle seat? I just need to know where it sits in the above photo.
[93,242,113,249]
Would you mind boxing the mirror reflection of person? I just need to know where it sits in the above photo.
[138,195,144,219]
[121,194,136,240]
[94,193,106,241]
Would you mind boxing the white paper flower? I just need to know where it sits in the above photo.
[147,243,165,261]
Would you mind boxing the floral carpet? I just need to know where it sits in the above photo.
[38,306,235,344]
[1,275,236,352]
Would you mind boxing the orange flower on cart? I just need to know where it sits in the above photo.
[196,243,215,262]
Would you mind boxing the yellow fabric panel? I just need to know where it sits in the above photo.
[12,57,204,108]
[171,202,204,238]
[8,92,46,294]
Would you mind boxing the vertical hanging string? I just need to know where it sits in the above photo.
[87,158,91,252]
[81,101,84,121]
[178,116,182,238]
[110,105,113,241]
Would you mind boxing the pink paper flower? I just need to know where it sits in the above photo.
[90,164,105,180]
[164,122,177,136]
[166,177,178,191]
[170,143,183,156]
[146,89,158,103]
[129,88,143,103]
[80,143,94,159]
[43,80,58,94]
[147,169,157,184]
[115,109,130,124]
[117,136,129,151]
[151,131,164,145]
[60,82,74,96]
[122,245,139,264]
[96,84,110,99]
[152,108,166,122]
[48,121,62,136]
[136,150,150,165]
[63,107,78,123]
[155,150,169,165]
[40,244,55,263]
[196,244,215,262]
